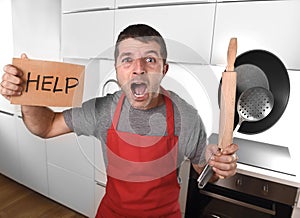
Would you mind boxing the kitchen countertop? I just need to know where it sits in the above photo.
[237,163,300,188]
[209,133,300,188]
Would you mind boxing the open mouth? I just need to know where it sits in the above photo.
[131,82,148,98]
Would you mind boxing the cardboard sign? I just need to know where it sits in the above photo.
[11,58,85,107]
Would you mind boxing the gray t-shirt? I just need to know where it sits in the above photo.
[63,90,207,168]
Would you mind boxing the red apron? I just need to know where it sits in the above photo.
[96,92,181,218]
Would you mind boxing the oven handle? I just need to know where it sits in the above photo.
[199,190,276,215]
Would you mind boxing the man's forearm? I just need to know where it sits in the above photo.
[21,105,57,138]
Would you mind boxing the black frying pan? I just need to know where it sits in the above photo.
[219,49,290,134]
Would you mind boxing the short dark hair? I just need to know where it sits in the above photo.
[114,24,168,64]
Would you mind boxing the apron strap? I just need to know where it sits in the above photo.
[111,93,125,130]
[163,89,175,136]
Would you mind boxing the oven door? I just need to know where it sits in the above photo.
[185,167,294,218]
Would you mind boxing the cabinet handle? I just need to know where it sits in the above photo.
[117,1,210,9]
[63,7,112,14]
[95,181,106,188]
[199,190,276,215]
[0,110,14,116]
[102,79,119,96]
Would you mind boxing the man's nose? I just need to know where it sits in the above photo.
[133,58,145,75]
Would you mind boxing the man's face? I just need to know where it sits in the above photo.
[115,38,168,109]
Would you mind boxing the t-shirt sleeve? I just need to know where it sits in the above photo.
[63,98,98,136]
[62,94,116,137]
[184,113,208,166]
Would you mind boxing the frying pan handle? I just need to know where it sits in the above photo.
[197,164,214,189]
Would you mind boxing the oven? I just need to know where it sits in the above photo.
[185,167,297,218]
[185,134,298,218]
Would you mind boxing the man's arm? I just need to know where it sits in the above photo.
[21,105,71,138]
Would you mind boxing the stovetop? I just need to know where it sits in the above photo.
[209,133,296,177]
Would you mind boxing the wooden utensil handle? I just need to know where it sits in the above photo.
[218,71,237,149]
[218,38,237,149]
[226,38,237,72]
[197,38,237,189]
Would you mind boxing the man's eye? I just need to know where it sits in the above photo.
[145,57,156,63]
[122,57,132,63]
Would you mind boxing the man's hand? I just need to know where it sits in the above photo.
[1,53,71,138]
[209,143,238,179]
[0,53,28,100]
[193,143,238,183]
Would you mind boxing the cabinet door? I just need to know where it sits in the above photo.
[94,139,107,185]
[46,133,95,179]
[61,11,115,59]
[12,0,60,60]
[62,58,118,102]
[114,4,215,64]
[62,0,115,13]
[211,0,300,70]
[15,117,48,196]
[161,63,220,135]
[64,58,102,102]
[116,0,215,8]
[48,164,94,217]
[94,182,106,216]
[0,113,21,182]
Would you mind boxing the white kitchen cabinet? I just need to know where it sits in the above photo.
[94,182,106,216]
[46,133,95,179]
[161,63,220,135]
[12,0,60,61]
[62,0,115,13]
[0,0,14,113]
[98,59,118,97]
[61,10,115,59]
[63,58,118,102]
[47,164,94,217]
[15,117,48,196]
[114,4,216,64]
[0,113,21,182]
[62,58,115,191]
[46,132,95,216]
[211,0,300,70]
[178,159,190,216]
[116,0,215,8]
[94,139,107,186]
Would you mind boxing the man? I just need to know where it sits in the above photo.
[1,24,238,217]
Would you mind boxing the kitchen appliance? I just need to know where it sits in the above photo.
[186,168,297,218]
[185,134,297,218]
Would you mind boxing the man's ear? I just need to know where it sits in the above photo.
[163,63,169,75]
